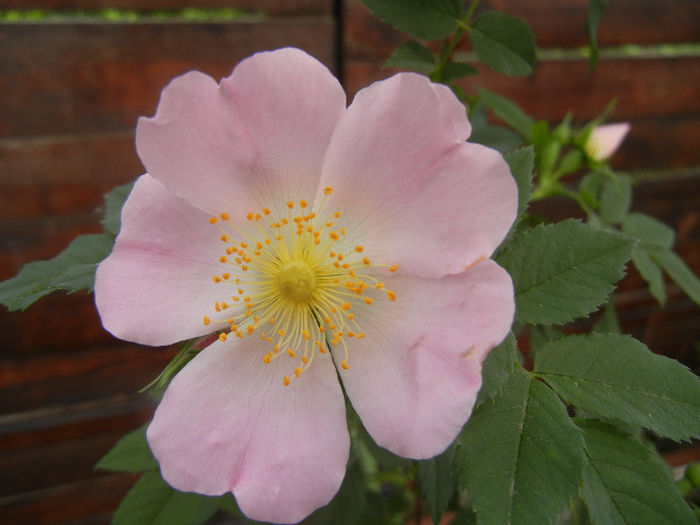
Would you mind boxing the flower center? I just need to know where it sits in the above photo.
[276,261,317,302]
[203,187,398,386]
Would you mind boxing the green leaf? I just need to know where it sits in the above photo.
[593,299,621,334]
[586,0,608,70]
[496,219,634,325]
[306,462,366,525]
[649,249,700,305]
[578,419,696,525]
[621,212,674,251]
[535,333,700,441]
[477,88,535,139]
[417,444,456,525]
[113,471,219,525]
[504,146,535,219]
[555,149,583,178]
[476,332,518,405]
[468,104,524,153]
[96,425,157,473]
[471,11,536,76]
[0,233,114,311]
[631,248,666,305]
[385,41,435,74]
[101,180,134,236]
[599,173,632,224]
[441,61,478,82]
[458,365,586,525]
[361,0,461,39]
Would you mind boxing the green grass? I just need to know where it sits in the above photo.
[0,7,254,22]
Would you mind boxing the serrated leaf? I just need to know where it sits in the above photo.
[593,299,621,334]
[361,0,461,39]
[477,88,535,139]
[535,333,700,441]
[441,61,478,82]
[496,219,633,325]
[0,233,114,311]
[504,146,534,219]
[101,180,134,236]
[471,11,536,76]
[599,173,631,224]
[476,332,517,405]
[586,0,608,70]
[306,462,366,525]
[578,419,696,525]
[385,41,435,73]
[631,247,666,305]
[113,471,219,525]
[417,443,456,525]
[621,212,674,250]
[650,248,700,305]
[96,425,157,473]
[458,365,586,525]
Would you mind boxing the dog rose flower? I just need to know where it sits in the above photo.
[585,122,630,161]
[95,48,517,523]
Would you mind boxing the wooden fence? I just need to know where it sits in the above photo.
[0,1,698,523]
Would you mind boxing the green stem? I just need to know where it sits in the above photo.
[531,181,593,215]
[431,0,480,81]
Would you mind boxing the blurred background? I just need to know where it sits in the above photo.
[0,1,698,523]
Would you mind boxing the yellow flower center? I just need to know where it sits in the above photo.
[203,187,398,386]
[276,261,317,302]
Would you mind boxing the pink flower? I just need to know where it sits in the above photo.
[585,122,630,161]
[95,48,516,523]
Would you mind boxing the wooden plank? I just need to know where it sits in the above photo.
[344,0,700,59]
[0,20,336,138]
[0,133,141,221]
[0,0,333,15]
[0,473,137,525]
[480,0,700,48]
[345,57,700,121]
[343,57,700,170]
[0,211,102,277]
[0,292,117,356]
[0,404,155,496]
[0,343,174,412]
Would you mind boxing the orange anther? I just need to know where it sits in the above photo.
[324,186,333,195]
[341,360,350,370]
[219,333,227,342]
[220,213,229,220]
[209,217,218,224]
[202,316,210,326]
[389,264,399,272]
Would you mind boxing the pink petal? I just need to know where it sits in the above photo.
[136,48,346,216]
[147,336,349,524]
[586,122,630,161]
[337,260,514,458]
[319,73,516,276]
[95,174,228,346]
